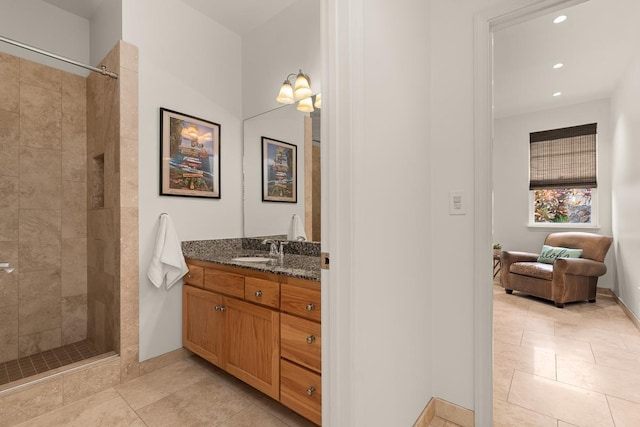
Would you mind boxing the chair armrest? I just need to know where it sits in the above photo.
[500,251,539,266]
[554,258,607,277]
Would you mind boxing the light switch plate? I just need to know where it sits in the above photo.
[449,191,466,215]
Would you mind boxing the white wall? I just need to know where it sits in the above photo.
[243,105,305,237]
[494,99,615,288]
[611,53,640,319]
[242,0,321,119]
[327,0,433,424]
[0,0,90,76]
[90,0,122,67]
[122,0,243,361]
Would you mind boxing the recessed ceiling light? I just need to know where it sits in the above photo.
[553,91,562,97]
[553,63,564,69]
[553,15,567,24]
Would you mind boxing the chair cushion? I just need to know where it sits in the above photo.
[537,245,583,264]
[510,262,553,280]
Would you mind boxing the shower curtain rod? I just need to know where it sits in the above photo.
[0,35,118,79]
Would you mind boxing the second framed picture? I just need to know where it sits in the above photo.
[262,136,297,203]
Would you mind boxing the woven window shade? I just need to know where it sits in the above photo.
[529,123,597,190]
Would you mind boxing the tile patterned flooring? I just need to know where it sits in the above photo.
[11,355,316,427]
[493,283,640,427]
[0,341,100,386]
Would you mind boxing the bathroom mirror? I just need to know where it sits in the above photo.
[243,102,321,242]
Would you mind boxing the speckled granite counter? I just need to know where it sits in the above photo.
[181,238,321,281]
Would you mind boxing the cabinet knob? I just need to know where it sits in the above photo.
[306,303,315,311]
[306,335,316,344]
[214,305,227,312]
[254,290,263,297]
[187,274,193,279]
[307,386,316,396]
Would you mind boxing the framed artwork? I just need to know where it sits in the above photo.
[160,108,221,198]
[262,136,297,203]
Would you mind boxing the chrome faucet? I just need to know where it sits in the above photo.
[0,262,15,273]
[261,239,288,259]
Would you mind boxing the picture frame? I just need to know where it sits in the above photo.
[262,136,297,203]
[160,108,221,198]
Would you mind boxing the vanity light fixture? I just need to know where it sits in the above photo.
[553,15,567,24]
[553,63,564,69]
[276,69,320,112]
[314,93,322,109]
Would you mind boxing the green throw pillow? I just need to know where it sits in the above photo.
[537,245,583,264]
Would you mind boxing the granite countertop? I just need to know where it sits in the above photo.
[182,238,321,281]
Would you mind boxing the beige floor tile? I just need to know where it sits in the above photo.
[620,331,640,353]
[557,421,579,427]
[556,356,640,404]
[508,370,614,427]
[527,302,583,326]
[135,377,250,426]
[494,340,556,380]
[591,342,640,374]
[493,366,513,402]
[115,358,211,409]
[494,312,555,335]
[607,395,640,427]
[493,322,524,345]
[554,321,627,349]
[521,330,595,362]
[493,398,557,427]
[14,389,145,427]
[217,405,288,427]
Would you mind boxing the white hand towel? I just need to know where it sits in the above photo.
[287,214,307,241]
[147,213,189,289]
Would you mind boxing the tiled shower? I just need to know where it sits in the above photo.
[0,50,121,386]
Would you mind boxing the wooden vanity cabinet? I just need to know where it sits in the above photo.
[183,261,321,425]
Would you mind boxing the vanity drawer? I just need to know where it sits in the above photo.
[184,264,204,288]
[204,269,244,298]
[281,313,321,372]
[281,282,321,322]
[245,277,280,309]
[280,359,321,426]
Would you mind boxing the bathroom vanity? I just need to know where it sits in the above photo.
[181,239,321,425]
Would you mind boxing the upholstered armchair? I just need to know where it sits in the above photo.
[500,232,613,308]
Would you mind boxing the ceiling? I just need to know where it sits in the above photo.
[42,0,299,35]
[493,0,640,118]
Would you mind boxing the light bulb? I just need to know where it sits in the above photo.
[297,97,314,113]
[314,93,322,109]
[276,81,295,104]
[293,71,312,101]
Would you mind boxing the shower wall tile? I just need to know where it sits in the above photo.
[61,73,87,151]
[0,111,19,177]
[19,241,61,273]
[120,68,138,141]
[0,79,19,113]
[0,375,63,425]
[62,181,87,239]
[61,294,87,345]
[61,238,87,272]
[18,270,61,301]
[18,327,61,357]
[0,52,19,78]
[61,356,120,404]
[87,239,104,271]
[19,146,62,210]
[19,59,62,92]
[0,241,18,302]
[62,269,87,298]
[19,209,61,243]
[0,305,18,363]
[120,137,138,208]
[62,149,87,182]
[19,292,61,336]
[19,83,62,150]
[120,41,138,73]
[0,176,19,241]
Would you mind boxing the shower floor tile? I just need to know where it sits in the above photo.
[0,340,101,386]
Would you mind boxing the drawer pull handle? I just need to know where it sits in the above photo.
[306,335,316,344]
[306,303,315,311]
[214,305,227,312]
[187,274,193,279]
[254,290,263,297]
[307,386,316,396]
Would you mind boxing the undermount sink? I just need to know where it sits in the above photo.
[231,256,272,263]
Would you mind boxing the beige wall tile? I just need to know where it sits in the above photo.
[87,239,104,270]
[61,294,87,345]
[19,59,62,92]
[120,343,140,383]
[0,143,19,178]
[0,176,19,241]
[434,399,474,427]
[19,287,61,336]
[61,72,87,155]
[61,268,87,298]
[19,84,62,150]
[19,209,61,243]
[19,146,62,210]
[0,270,18,308]
[62,149,87,182]
[0,109,20,145]
[62,357,120,404]
[61,238,87,272]
[119,68,138,140]
[18,241,61,273]
[139,348,187,376]
[0,52,19,79]
[0,304,18,363]
[18,327,61,357]
[120,138,138,207]
[119,41,138,73]
[62,181,87,239]
[0,376,63,426]
[18,269,60,301]
[0,79,19,113]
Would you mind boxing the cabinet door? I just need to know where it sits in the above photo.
[182,285,225,367]
[225,297,280,400]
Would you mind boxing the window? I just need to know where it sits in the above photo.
[529,123,597,226]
